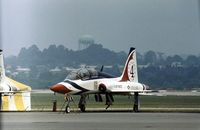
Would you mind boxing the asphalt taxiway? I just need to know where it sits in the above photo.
[1,112,200,130]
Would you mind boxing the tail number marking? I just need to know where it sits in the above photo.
[128,59,135,81]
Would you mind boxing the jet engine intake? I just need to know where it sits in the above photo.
[99,83,107,92]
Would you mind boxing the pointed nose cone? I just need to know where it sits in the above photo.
[50,84,71,94]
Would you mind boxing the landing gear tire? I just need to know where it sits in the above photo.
[79,94,87,112]
[133,92,139,113]
[65,106,70,113]
[79,105,86,112]
[133,105,139,112]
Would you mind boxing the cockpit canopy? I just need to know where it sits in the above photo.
[65,68,98,80]
[65,67,114,81]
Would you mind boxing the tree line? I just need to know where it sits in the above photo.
[5,44,200,90]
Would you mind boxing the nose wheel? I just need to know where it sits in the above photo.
[62,94,74,113]
[65,105,70,113]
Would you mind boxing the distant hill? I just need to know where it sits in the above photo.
[4,44,200,90]
[6,44,127,68]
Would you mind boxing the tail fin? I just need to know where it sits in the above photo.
[0,49,5,81]
[120,47,138,82]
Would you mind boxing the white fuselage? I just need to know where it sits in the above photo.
[57,77,145,95]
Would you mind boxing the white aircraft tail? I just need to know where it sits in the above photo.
[120,47,138,82]
[0,49,5,81]
[0,49,31,111]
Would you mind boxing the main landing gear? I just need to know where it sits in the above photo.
[105,93,114,109]
[133,92,139,112]
[94,93,114,110]
[78,94,87,112]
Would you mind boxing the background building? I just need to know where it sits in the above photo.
[78,35,95,50]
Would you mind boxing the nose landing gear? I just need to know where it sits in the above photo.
[61,94,74,113]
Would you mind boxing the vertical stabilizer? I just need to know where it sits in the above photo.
[120,47,138,82]
[0,49,5,82]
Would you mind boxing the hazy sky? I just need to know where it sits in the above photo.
[1,0,200,56]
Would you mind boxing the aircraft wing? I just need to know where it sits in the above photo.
[0,77,31,111]
[5,77,31,92]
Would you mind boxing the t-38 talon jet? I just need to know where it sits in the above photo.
[50,47,150,113]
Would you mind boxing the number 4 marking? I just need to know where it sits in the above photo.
[130,65,134,78]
